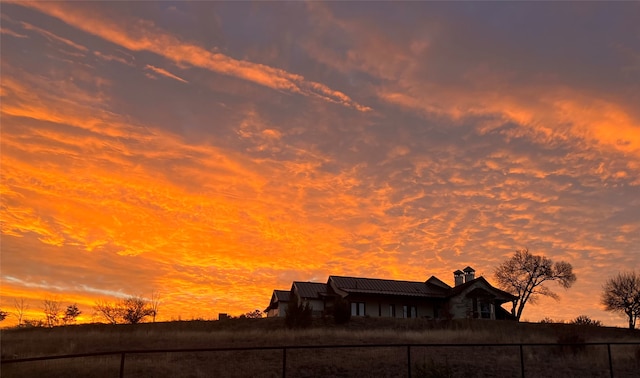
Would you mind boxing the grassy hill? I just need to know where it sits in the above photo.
[2,318,639,377]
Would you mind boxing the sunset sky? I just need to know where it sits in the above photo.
[1,2,639,327]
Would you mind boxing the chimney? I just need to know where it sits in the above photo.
[453,270,464,286]
[463,266,475,283]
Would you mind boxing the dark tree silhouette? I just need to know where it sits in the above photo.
[14,298,28,327]
[494,248,576,320]
[63,304,82,324]
[332,296,351,325]
[94,296,153,325]
[285,295,312,328]
[122,296,153,324]
[43,298,62,328]
[94,299,122,324]
[150,290,161,322]
[602,271,640,330]
[0,309,8,322]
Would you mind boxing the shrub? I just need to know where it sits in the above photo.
[539,317,555,324]
[570,315,602,326]
[333,297,351,325]
[242,309,263,319]
[285,295,312,329]
[22,319,46,328]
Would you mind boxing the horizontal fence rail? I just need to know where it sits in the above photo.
[2,342,639,378]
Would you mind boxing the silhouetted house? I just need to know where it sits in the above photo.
[264,290,290,318]
[264,282,329,317]
[265,267,517,320]
[291,281,329,317]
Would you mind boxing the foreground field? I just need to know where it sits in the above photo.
[2,318,639,377]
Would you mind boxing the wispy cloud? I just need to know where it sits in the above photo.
[93,50,134,66]
[144,64,188,83]
[1,27,27,38]
[20,1,370,112]
[20,20,88,52]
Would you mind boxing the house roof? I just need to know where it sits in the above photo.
[292,282,327,299]
[264,289,291,313]
[329,276,448,298]
[273,290,290,302]
[266,273,519,314]
[425,275,451,289]
[446,276,518,302]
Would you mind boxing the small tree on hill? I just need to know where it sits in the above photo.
[602,271,640,330]
[14,298,28,327]
[94,296,153,324]
[150,290,161,322]
[63,304,82,325]
[494,248,576,320]
[122,296,153,324]
[285,295,312,329]
[43,298,62,328]
[94,299,123,324]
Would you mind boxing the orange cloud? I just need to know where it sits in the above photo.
[379,85,640,159]
[2,2,638,329]
[1,66,378,322]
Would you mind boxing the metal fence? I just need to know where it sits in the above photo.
[2,342,638,378]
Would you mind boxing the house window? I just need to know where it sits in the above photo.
[389,304,396,317]
[351,302,365,316]
[403,305,417,318]
[479,302,492,319]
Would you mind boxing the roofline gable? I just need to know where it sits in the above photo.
[426,275,452,289]
[447,276,518,301]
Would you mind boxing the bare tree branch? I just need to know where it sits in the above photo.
[602,271,640,329]
[150,290,161,323]
[494,248,576,320]
[94,299,123,324]
[94,296,153,325]
[122,296,153,324]
[43,297,62,328]
[13,298,28,327]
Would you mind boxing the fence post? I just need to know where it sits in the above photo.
[119,352,126,378]
[607,344,613,378]
[282,348,287,378]
[519,344,524,378]
[407,345,411,378]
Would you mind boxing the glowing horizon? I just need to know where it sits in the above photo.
[1,2,639,328]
